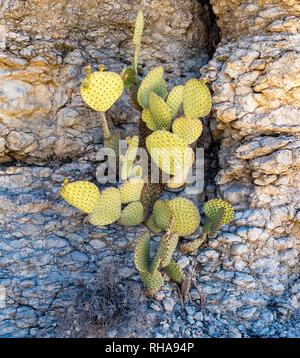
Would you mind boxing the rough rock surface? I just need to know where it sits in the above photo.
[0,0,214,164]
[0,0,299,338]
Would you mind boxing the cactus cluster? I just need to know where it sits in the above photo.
[134,226,183,296]
[59,10,236,298]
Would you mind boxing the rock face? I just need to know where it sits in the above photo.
[198,0,299,335]
[0,0,299,338]
[0,0,214,164]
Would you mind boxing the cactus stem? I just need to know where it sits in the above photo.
[99,111,111,141]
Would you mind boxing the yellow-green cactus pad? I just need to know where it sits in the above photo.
[172,117,203,145]
[152,200,172,230]
[180,238,204,254]
[134,232,151,272]
[203,199,234,225]
[140,270,164,296]
[142,108,157,131]
[149,92,171,130]
[119,178,144,204]
[88,187,121,226]
[166,85,184,119]
[81,71,124,112]
[60,180,100,214]
[146,130,194,176]
[133,10,144,46]
[161,232,179,268]
[118,201,144,226]
[137,66,164,108]
[183,79,211,119]
[167,197,200,236]
[165,261,183,283]
[120,136,139,181]
[146,215,162,233]
[209,206,225,236]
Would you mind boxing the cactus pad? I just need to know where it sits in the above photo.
[160,232,179,268]
[180,237,204,254]
[146,130,194,176]
[88,187,121,226]
[183,79,211,119]
[167,197,200,236]
[166,85,184,119]
[203,199,234,225]
[146,215,162,233]
[142,108,157,131]
[149,92,171,130]
[209,206,225,237]
[81,71,124,112]
[165,261,183,283]
[134,232,151,272]
[172,117,203,145]
[139,270,164,296]
[151,200,172,230]
[119,178,144,204]
[60,180,100,214]
[120,136,139,181]
[133,10,144,46]
[118,201,144,226]
[137,66,164,108]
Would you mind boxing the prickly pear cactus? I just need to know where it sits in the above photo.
[148,92,171,130]
[183,78,211,119]
[172,117,203,145]
[166,85,184,120]
[118,201,144,226]
[137,66,166,109]
[165,261,183,283]
[88,188,121,226]
[204,199,234,226]
[60,180,100,214]
[146,130,194,176]
[119,178,144,204]
[167,197,200,236]
[81,70,124,112]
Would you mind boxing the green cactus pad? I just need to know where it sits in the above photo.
[137,66,164,108]
[133,10,144,46]
[172,117,203,145]
[119,178,144,204]
[88,187,121,226]
[167,197,200,236]
[180,237,204,254]
[60,180,100,214]
[152,200,172,230]
[209,206,225,237]
[134,232,151,272]
[166,85,184,119]
[121,67,136,89]
[203,199,234,225]
[165,261,183,283]
[142,108,157,131]
[106,130,121,154]
[146,215,162,233]
[140,270,164,296]
[160,232,179,268]
[183,79,211,119]
[118,201,144,226]
[146,130,194,176]
[120,136,139,181]
[81,71,124,112]
[149,92,171,130]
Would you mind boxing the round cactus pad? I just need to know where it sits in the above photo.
[81,71,124,112]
